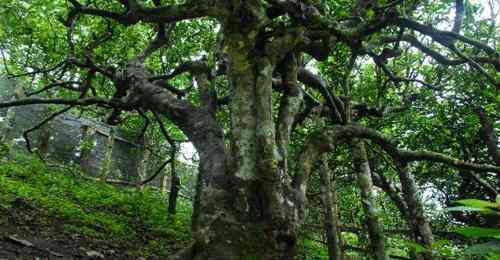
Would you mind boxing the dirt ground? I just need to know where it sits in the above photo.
[0,199,150,260]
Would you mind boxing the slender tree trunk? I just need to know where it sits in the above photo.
[397,163,434,260]
[168,155,179,214]
[350,139,387,260]
[319,154,342,260]
[99,127,114,180]
[476,108,500,187]
[79,125,95,173]
[371,171,409,221]
[476,108,500,166]
[161,170,169,194]
[334,186,345,257]
[137,135,150,190]
[38,126,51,156]
[372,164,434,260]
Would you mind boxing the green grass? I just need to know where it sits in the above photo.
[0,153,365,258]
[0,153,192,257]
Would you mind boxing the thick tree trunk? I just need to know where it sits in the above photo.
[175,37,302,260]
[128,56,302,259]
[180,133,299,259]
[120,1,320,256]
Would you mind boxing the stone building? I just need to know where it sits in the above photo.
[0,79,148,184]
[0,78,199,196]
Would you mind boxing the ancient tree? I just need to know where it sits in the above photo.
[0,0,499,259]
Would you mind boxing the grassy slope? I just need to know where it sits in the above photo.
[0,153,332,259]
[0,153,191,259]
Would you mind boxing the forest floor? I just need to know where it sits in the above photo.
[0,154,192,259]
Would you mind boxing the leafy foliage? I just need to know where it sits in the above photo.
[447,199,500,258]
[0,0,499,258]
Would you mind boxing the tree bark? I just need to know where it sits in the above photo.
[476,109,500,167]
[396,163,434,260]
[168,155,179,215]
[169,27,303,258]
[3,1,500,259]
[350,139,387,260]
[319,155,342,260]
[122,51,300,258]
[137,135,150,190]
[371,171,409,221]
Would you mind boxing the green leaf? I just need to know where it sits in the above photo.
[465,241,500,255]
[432,239,451,249]
[446,206,485,212]
[403,240,427,253]
[453,199,500,213]
[366,9,375,19]
[455,227,500,239]
[456,199,498,208]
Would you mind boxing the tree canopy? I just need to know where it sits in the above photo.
[0,0,499,259]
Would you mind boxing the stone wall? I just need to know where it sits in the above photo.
[0,78,199,195]
[0,79,144,182]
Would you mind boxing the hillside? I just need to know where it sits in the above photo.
[0,153,191,259]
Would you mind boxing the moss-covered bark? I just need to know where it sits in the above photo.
[397,163,434,260]
[350,139,387,260]
[174,21,304,258]
[319,155,342,260]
